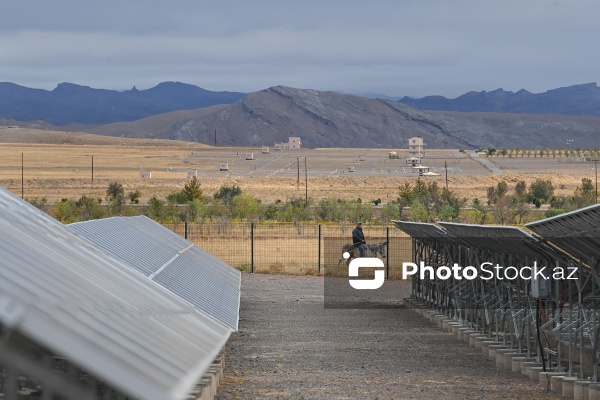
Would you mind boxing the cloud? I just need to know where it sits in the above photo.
[1,0,599,97]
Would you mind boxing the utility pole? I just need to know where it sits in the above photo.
[594,158,598,204]
[297,157,300,189]
[214,129,217,146]
[445,160,448,191]
[91,155,94,185]
[21,152,24,199]
[305,156,308,207]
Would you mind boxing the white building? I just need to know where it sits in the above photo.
[408,136,425,158]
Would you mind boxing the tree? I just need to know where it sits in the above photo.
[232,193,263,222]
[182,176,204,202]
[380,203,400,225]
[515,181,527,198]
[106,181,125,215]
[529,179,554,203]
[487,180,508,204]
[408,199,429,222]
[573,178,595,208]
[75,195,104,221]
[128,190,142,204]
[146,196,164,221]
[107,182,125,206]
[214,184,242,207]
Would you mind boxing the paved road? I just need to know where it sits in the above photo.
[217,274,559,399]
[469,151,503,174]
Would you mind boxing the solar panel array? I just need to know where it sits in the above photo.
[0,187,237,400]
[69,216,241,330]
[526,203,600,264]
[394,210,600,380]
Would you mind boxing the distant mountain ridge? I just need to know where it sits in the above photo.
[0,81,246,125]
[398,83,600,116]
[87,85,600,150]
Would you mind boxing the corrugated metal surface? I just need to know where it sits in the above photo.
[0,187,231,400]
[69,216,241,330]
[525,204,600,264]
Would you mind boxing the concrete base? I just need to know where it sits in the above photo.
[588,383,600,400]
[469,335,488,349]
[529,366,545,381]
[501,353,525,370]
[550,374,568,394]
[521,361,542,376]
[539,372,566,389]
[562,377,580,399]
[512,357,535,373]
[487,345,508,361]
[574,380,591,400]
[494,349,516,368]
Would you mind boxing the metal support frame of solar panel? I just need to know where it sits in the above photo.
[69,216,241,331]
[526,204,600,379]
[0,186,231,400]
[392,221,462,313]
[439,222,598,377]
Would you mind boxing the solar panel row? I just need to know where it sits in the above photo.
[0,186,240,400]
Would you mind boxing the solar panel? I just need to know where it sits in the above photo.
[0,186,231,400]
[526,204,600,264]
[69,216,241,330]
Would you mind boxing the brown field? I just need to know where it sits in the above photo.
[0,127,596,203]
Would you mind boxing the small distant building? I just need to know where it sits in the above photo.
[389,151,400,159]
[187,169,198,179]
[219,162,229,171]
[274,142,283,151]
[406,157,422,167]
[262,146,270,154]
[358,155,366,162]
[408,136,425,158]
[140,170,152,179]
[412,165,430,176]
[245,152,255,160]
[288,137,302,149]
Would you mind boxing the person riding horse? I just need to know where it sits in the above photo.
[352,221,366,257]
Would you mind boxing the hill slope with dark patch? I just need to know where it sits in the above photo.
[88,86,600,149]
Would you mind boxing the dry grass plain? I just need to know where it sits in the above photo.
[0,127,596,203]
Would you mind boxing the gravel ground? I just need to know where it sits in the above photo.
[217,274,560,400]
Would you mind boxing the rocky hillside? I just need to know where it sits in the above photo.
[88,86,600,149]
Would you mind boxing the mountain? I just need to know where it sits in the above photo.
[87,85,600,149]
[0,82,246,125]
[398,83,600,116]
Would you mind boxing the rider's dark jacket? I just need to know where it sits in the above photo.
[352,226,365,246]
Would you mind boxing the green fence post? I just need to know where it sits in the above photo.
[318,224,321,274]
[386,226,390,279]
[251,222,254,273]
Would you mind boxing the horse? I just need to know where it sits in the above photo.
[337,241,387,268]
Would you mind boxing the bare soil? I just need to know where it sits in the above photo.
[217,274,560,399]
[0,129,594,203]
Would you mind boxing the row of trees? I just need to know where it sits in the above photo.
[29,176,597,226]
[485,147,599,158]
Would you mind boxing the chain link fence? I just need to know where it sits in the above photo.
[164,222,412,278]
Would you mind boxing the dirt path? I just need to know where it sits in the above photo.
[217,274,559,399]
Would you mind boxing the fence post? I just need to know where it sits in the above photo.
[184,221,188,240]
[318,224,321,274]
[251,222,254,273]
[386,226,390,279]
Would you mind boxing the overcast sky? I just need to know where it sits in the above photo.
[1,0,599,98]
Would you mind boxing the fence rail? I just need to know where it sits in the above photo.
[164,222,412,277]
